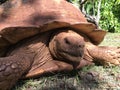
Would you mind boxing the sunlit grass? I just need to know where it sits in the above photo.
[100,33,120,46]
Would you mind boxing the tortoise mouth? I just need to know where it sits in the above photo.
[61,48,84,57]
[57,48,85,63]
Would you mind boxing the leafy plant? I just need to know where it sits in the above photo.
[68,0,120,33]
[100,0,120,32]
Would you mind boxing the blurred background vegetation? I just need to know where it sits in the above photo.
[67,0,120,33]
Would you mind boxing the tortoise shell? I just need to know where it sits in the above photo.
[0,0,106,55]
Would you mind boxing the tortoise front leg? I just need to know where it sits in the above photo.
[25,59,73,79]
[0,53,34,90]
[86,42,120,65]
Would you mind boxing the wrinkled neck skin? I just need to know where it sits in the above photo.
[49,29,86,64]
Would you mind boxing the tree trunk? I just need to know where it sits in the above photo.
[96,0,101,26]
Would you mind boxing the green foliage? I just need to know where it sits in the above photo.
[67,0,80,8]
[68,0,120,33]
[100,0,120,33]
[112,3,120,22]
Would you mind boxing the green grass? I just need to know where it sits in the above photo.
[12,33,120,90]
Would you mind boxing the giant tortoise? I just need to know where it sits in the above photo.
[0,0,120,90]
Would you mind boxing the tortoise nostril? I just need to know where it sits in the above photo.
[64,38,71,45]
[78,44,85,48]
[64,37,85,48]
[78,45,81,48]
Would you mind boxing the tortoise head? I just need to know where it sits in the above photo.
[49,29,85,63]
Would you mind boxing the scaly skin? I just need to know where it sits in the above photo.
[0,30,80,90]
[0,32,52,90]
[85,42,120,65]
[0,30,119,90]
[0,50,35,90]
